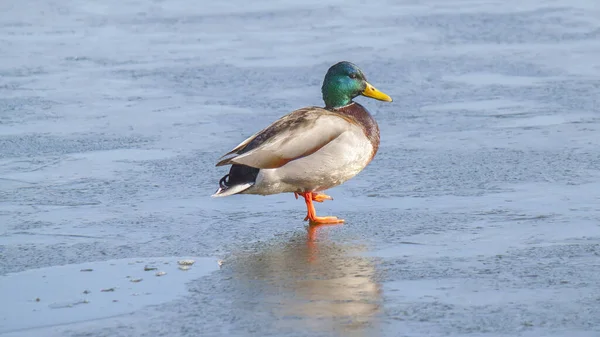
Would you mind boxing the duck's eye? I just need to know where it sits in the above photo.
[349,73,357,79]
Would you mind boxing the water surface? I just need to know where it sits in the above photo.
[1,0,600,336]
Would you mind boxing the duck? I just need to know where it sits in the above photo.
[212,61,392,224]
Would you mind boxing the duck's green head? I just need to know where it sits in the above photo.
[321,61,393,109]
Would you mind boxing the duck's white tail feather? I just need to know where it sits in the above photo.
[211,183,253,197]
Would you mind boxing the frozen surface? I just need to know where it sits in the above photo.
[1,0,600,336]
[0,257,217,336]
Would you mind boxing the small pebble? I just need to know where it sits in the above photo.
[130,278,143,283]
[80,268,93,272]
[101,288,116,292]
[83,290,91,294]
[155,271,167,277]
[177,259,195,266]
[35,298,40,302]
[144,266,157,271]
[218,260,223,267]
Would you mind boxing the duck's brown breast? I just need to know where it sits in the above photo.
[333,102,380,160]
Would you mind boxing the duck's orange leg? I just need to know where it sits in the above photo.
[296,192,344,225]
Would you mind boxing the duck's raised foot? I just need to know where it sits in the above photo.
[296,191,344,224]
[312,194,333,203]
[294,192,333,203]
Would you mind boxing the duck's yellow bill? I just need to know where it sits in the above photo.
[362,82,393,102]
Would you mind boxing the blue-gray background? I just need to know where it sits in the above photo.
[1,0,600,336]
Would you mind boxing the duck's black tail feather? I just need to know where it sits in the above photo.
[212,164,259,197]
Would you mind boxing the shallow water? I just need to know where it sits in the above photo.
[1,0,600,336]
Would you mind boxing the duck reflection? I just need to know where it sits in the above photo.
[228,224,382,336]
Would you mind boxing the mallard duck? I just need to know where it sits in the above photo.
[212,61,392,224]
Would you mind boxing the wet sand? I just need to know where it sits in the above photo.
[1,0,600,336]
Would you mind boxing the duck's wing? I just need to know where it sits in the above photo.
[216,107,352,169]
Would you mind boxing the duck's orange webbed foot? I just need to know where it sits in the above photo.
[294,192,333,203]
[312,193,333,203]
[295,192,344,224]
[308,216,344,225]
